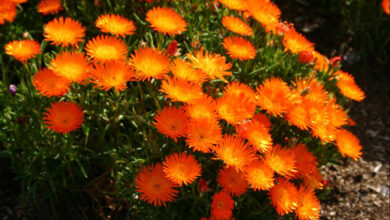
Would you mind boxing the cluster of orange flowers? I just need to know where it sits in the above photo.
[3,0,370,219]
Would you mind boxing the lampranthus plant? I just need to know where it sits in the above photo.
[1,0,371,218]
[162,152,202,186]
[135,163,179,206]
[43,17,85,47]
[43,101,84,134]
[95,14,136,37]
[146,7,187,36]
[5,39,41,62]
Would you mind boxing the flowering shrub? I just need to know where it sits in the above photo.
[0,0,375,219]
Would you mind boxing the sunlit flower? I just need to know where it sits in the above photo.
[160,77,204,103]
[43,101,84,134]
[186,117,222,153]
[146,7,187,36]
[268,178,298,215]
[282,28,315,54]
[49,51,90,84]
[170,58,207,83]
[287,100,314,131]
[265,145,297,178]
[218,166,248,196]
[256,77,293,117]
[302,168,324,190]
[185,96,218,119]
[245,120,273,153]
[290,144,318,179]
[37,0,63,15]
[294,76,328,104]
[312,51,330,71]
[44,17,85,47]
[244,159,274,191]
[221,16,253,37]
[223,36,256,60]
[246,0,281,32]
[135,163,179,206]
[325,98,348,128]
[90,61,135,92]
[154,106,189,141]
[129,47,171,81]
[214,135,256,171]
[296,187,321,220]
[163,152,202,186]
[335,129,362,161]
[187,48,232,82]
[210,191,235,220]
[96,14,136,37]
[217,82,256,124]
[335,70,365,102]
[382,0,390,15]
[217,0,247,11]
[5,39,41,62]
[85,35,128,62]
[32,68,70,97]
[0,2,16,24]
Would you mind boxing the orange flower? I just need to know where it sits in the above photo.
[217,82,256,124]
[235,117,268,139]
[294,76,328,104]
[37,0,63,15]
[162,152,202,186]
[282,28,315,54]
[302,168,324,190]
[296,187,321,220]
[268,178,298,215]
[160,77,204,103]
[135,163,179,206]
[210,191,234,220]
[222,36,256,60]
[245,120,273,153]
[85,35,128,62]
[170,58,207,83]
[146,7,187,36]
[32,68,70,97]
[311,122,337,143]
[265,145,297,178]
[335,129,362,161]
[185,96,218,119]
[129,47,171,81]
[186,117,222,153]
[290,144,318,179]
[244,159,274,191]
[187,48,232,82]
[312,51,330,71]
[217,0,247,11]
[218,166,248,196]
[5,39,41,62]
[335,71,365,102]
[287,99,314,131]
[326,98,348,128]
[246,0,281,32]
[49,51,90,84]
[153,106,189,141]
[44,17,85,47]
[382,0,390,15]
[43,101,84,134]
[213,135,256,171]
[256,77,293,117]
[0,1,16,24]
[221,16,253,37]
[96,14,136,37]
[90,61,135,92]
